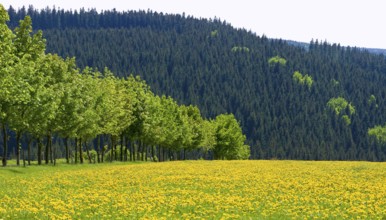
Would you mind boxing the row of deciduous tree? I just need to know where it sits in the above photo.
[0,5,250,166]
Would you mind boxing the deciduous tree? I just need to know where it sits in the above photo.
[213,114,250,160]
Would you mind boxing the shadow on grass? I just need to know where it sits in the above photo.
[5,168,26,174]
[0,166,28,175]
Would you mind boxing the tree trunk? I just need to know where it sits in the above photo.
[124,137,129,162]
[110,135,113,162]
[101,145,104,163]
[140,141,144,161]
[97,135,101,163]
[151,146,155,162]
[144,145,149,161]
[49,134,53,164]
[65,137,69,164]
[27,137,32,165]
[2,124,8,166]
[203,150,207,160]
[79,138,84,164]
[101,135,106,163]
[158,146,162,162]
[85,141,92,163]
[37,138,43,165]
[114,137,118,161]
[164,148,168,161]
[137,141,141,161]
[52,143,56,166]
[74,138,78,164]
[45,134,50,164]
[129,141,133,161]
[142,143,146,161]
[16,131,22,166]
[120,134,124,161]
[22,148,26,167]
[133,141,136,162]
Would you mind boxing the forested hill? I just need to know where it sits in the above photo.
[8,6,386,161]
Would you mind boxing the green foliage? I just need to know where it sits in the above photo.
[0,4,16,117]
[292,71,313,89]
[331,79,340,87]
[210,30,218,37]
[368,125,386,144]
[341,115,351,126]
[327,97,355,116]
[213,114,250,160]
[327,97,355,126]
[178,105,204,151]
[304,75,313,89]
[231,46,250,53]
[200,120,216,152]
[268,56,287,66]
[13,16,45,60]
[81,150,98,163]
[368,95,376,104]
[368,94,378,108]
[292,71,302,83]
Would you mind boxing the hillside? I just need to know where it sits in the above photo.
[7,6,386,160]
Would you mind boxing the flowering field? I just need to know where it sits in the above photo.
[0,160,385,219]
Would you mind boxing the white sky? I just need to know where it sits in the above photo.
[2,0,386,49]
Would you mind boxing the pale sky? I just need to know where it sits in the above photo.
[2,0,386,49]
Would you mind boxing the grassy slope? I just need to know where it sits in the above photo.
[1,161,385,219]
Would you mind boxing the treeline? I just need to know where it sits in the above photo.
[4,6,386,161]
[6,5,205,31]
[0,5,250,166]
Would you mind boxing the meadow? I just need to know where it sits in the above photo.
[0,160,385,219]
